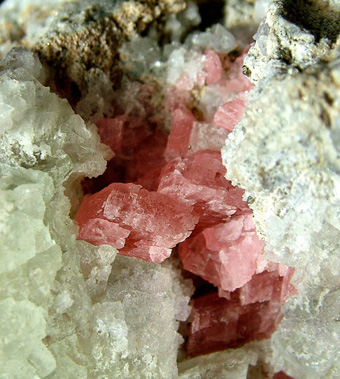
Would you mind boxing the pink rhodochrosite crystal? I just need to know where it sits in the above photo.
[164,106,196,161]
[212,97,246,133]
[204,50,223,85]
[158,150,249,229]
[179,214,265,294]
[187,269,295,357]
[75,183,198,263]
[239,266,296,306]
[74,42,297,365]
[97,117,124,153]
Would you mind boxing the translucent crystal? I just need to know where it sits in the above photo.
[75,182,198,263]
[188,24,237,54]
[159,150,248,229]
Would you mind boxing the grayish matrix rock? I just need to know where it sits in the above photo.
[223,2,340,375]
[244,0,340,82]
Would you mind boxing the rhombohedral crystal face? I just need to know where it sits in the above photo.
[1,0,340,378]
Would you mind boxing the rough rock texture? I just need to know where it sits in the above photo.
[224,61,340,295]
[0,0,186,98]
[244,0,340,83]
[34,0,186,96]
[223,12,340,378]
[0,0,70,59]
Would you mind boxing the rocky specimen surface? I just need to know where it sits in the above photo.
[243,0,340,83]
[1,0,339,378]
[223,0,340,377]
[33,0,187,98]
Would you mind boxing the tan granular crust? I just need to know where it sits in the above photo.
[33,0,186,97]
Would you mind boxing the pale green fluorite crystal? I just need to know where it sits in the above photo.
[0,48,192,378]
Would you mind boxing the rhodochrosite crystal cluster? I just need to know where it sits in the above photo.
[75,33,296,358]
[1,0,339,378]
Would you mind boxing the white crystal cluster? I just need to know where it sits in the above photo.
[120,23,236,81]
[222,1,340,377]
[225,0,273,29]
[0,47,192,378]
[120,22,238,128]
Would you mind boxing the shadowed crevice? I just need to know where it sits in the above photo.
[282,0,340,43]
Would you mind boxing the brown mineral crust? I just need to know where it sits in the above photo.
[273,372,295,379]
[32,0,186,98]
[0,23,25,54]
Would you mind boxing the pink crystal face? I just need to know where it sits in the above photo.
[83,117,168,193]
[75,183,198,263]
[204,50,223,85]
[179,214,266,295]
[158,150,249,229]
[187,268,295,357]
[164,106,196,161]
[212,97,246,133]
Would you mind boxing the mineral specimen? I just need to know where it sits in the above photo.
[187,268,291,357]
[75,182,198,263]
[1,0,339,378]
[179,214,267,294]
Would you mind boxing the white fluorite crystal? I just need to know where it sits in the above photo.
[0,48,193,378]
[224,0,274,47]
[188,24,236,54]
[165,1,201,42]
